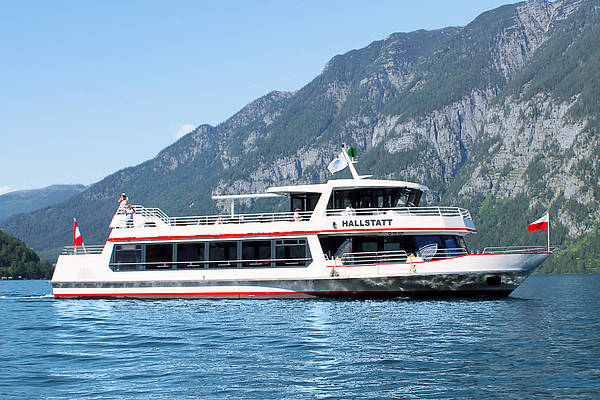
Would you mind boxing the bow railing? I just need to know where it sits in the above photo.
[482,246,556,254]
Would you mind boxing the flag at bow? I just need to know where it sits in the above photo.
[527,213,549,232]
[327,152,348,174]
[73,217,84,251]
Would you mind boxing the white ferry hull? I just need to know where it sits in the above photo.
[51,253,549,299]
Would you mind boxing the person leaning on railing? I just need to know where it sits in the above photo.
[125,204,135,227]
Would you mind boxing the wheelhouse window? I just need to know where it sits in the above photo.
[275,239,309,266]
[290,193,321,212]
[327,188,422,210]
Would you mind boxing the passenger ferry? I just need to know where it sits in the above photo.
[51,148,553,298]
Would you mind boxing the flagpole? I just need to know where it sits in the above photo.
[547,210,550,253]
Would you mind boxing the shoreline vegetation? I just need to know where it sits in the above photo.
[0,229,54,280]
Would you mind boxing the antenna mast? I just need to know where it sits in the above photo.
[341,144,372,179]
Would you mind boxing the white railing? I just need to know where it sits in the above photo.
[340,250,408,265]
[114,204,471,229]
[114,205,313,228]
[325,206,472,219]
[482,246,556,254]
[168,210,313,226]
[132,206,170,224]
[340,247,469,265]
[61,245,105,255]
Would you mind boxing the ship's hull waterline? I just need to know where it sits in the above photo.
[52,270,536,299]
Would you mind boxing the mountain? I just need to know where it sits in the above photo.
[1,0,599,272]
[0,184,86,222]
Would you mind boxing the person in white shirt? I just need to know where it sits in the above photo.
[118,193,128,210]
[293,208,302,221]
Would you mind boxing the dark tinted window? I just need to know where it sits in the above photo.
[241,241,271,267]
[209,242,238,268]
[111,244,142,271]
[177,242,206,268]
[275,239,308,266]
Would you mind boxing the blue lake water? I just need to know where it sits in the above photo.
[1,275,599,399]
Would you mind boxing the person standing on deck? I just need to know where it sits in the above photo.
[125,204,135,227]
[118,193,128,210]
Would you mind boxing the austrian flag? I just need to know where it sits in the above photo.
[73,217,83,250]
[527,213,549,232]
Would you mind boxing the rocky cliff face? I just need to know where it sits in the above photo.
[2,0,599,272]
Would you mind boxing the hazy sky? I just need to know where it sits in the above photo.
[0,0,514,194]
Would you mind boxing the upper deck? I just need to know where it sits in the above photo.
[107,177,475,242]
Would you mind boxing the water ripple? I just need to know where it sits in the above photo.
[1,276,600,399]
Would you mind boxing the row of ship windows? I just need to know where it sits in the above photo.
[110,239,310,271]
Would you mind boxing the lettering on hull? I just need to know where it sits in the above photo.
[341,219,393,228]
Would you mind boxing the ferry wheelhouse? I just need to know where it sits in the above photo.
[51,150,553,298]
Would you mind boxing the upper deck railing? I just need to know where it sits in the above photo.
[325,206,471,219]
[114,205,472,229]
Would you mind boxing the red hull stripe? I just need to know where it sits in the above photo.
[108,227,477,242]
[54,289,509,298]
[326,251,550,267]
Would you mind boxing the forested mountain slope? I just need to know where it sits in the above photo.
[2,0,598,272]
[0,229,53,279]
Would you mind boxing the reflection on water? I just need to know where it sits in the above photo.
[1,275,600,399]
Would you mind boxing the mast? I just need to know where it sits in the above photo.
[341,144,372,179]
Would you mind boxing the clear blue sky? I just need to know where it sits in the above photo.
[0,0,514,193]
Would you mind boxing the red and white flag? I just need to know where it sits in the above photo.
[73,217,83,250]
[528,213,549,232]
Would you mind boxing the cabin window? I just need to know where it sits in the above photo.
[275,239,309,266]
[145,244,174,269]
[112,238,313,271]
[319,236,351,259]
[111,244,142,271]
[177,242,206,268]
[209,241,238,268]
[414,235,461,250]
[319,235,465,259]
[241,240,271,267]
[351,236,415,254]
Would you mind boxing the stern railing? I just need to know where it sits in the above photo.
[60,245,105,255]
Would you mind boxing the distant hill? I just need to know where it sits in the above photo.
[1,0,599,273]
[0,184,86,221]
[0,229,54,279]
